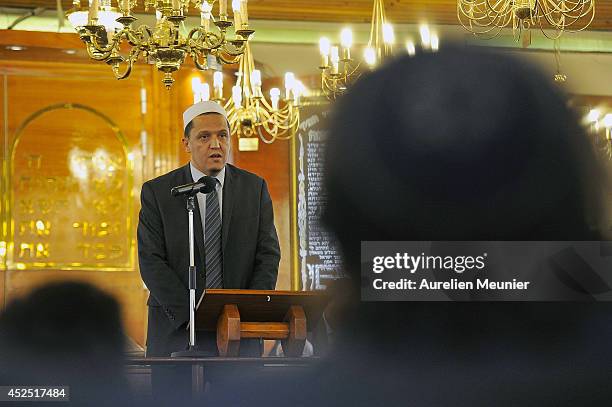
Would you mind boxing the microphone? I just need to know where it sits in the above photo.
[171,176,216,197]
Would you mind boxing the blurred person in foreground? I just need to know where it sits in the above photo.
[0,281,131,406]
[210,45,612,406]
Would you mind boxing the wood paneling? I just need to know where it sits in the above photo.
[233,131,291,290]
[1,0,611,29]
[0,56,153,346]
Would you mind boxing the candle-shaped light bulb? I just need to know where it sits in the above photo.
[270,87,280,110]
[201,1,212,12]
[191,77,201,92]
[232,0,242,30]
[121,0,130,15]
[319,37,330,56]
[420,24,431,49]
[364,47,376,67]
[340,28,353,48]
[251,69,262,87]
[587,109,600,123]
[213,71,223,99]
[201,1,212,30]
[431,33,439,52]
[293,80,304,105]
[232,85,242,107]
[330,46,339,74]
[406,41,416,56]
[220,0,227,18]
[340,28,352,60]
[382,23,394,45]
[240,0,248,28]
[213,71,223,88]
[284,72,295,99]
[192,77,202,102]
[201,83,210,101]
[172,0,180,12]
[319,37,330,68]
[89,0,99,23]
[603,113,612,128]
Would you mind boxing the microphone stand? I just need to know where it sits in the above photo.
[171,193,214,358]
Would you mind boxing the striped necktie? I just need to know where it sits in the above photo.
[205,179,223,288]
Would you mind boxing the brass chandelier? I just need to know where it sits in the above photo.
[318,0,395,100]
[192,43,303,148]
[457,0,595,45]
[66,0,254,88]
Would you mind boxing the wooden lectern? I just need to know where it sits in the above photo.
[195,289,329,357]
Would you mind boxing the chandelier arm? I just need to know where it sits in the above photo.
[255,103,272,123]
[541,0,592,14]
[223,99,233,112]
[112,51,138,80]
[255,107,281,138]
[271,104,297,124]
[216,52,242,65]
[86,31,116,57]
[265,116,296,140]
[220,41,247,57]
[460,0,512,25]
[457,0,513,34]
[484,0,510,14]
[459,20,508,35]
[260,104,299,140]
[85,46,111,60]
[191,51,209,70]
[205,32,225,50]
[138,24,154,39]
[125,31,148,55]
[539,6,565,32]
[269,115,299,140]
[537,25,564,40]
[535,8,565,38]
[255,96,276,113]
[257,124,279,144]
[188,27,224,52]
[85,41,114,60]
[264,117,288,133]
[466,11,512,27]
[560,0,596,32]
[346,61,361,78]
[186,27,206,48]
[538,3,593,30]
[268,109,291,123]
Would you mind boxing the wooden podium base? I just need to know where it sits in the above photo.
[216,304,307,357]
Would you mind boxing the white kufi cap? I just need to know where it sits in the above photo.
[182,101,228,130]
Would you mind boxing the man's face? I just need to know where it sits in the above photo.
[183,113,230,176]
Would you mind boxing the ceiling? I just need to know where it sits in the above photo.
[0,0,611,29]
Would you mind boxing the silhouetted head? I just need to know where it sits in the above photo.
[323,45,603,277]
[0,281,128,404]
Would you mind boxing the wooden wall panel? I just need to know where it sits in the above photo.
[233,138,291,290]
[0,54,154,347]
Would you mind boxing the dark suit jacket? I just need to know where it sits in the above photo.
[137,163,280,356]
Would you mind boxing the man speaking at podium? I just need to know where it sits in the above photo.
[137,101,280,359]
